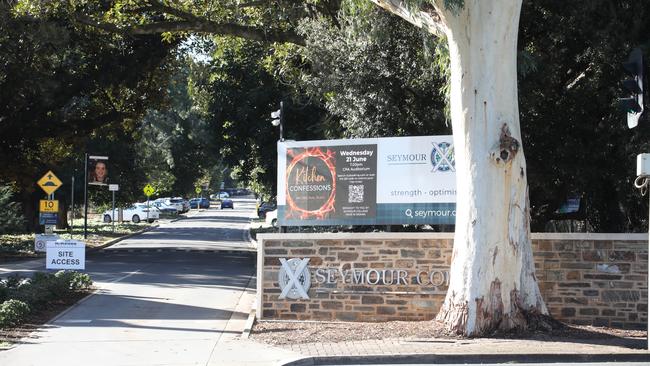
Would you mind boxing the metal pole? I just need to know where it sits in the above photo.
[647,192,649,350]
[83,153,88,239]
[279,101,284,141]
[112,190,116,233]
[71,175,74,239]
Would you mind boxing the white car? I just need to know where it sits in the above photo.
[103,204,160,223]
[218,191,230,199]
[164,198,185,213]
[265,209,278,228]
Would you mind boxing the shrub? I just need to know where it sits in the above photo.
[0,185,26,234]
[0,299,30,328]
[66,272,92,290]
[0,282,7,303]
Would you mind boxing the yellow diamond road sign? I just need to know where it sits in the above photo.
[143,184,154,197]
[37,171,62,195]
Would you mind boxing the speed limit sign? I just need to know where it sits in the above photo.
[39,200,59,213]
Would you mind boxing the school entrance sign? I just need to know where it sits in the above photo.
[277,136,456,226]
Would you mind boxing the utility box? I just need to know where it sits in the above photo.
[637,153,650,176]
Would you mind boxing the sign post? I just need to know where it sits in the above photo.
[70,174,75,238]
[109,184,119,232]
[37,170,63,236]
[195,187,201,211]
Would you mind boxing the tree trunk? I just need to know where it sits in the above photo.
[432,0,548,335]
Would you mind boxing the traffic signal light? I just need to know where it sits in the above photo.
[619,48,644,128]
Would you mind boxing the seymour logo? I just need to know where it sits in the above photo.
[386,153,428,163]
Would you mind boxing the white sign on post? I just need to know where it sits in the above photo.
[35,234,60,253]
[108,184,119,191]
[46,240,86,270]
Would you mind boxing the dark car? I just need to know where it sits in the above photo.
[257,201,276,218]
[189,197,210,209]
[220,199,234,209]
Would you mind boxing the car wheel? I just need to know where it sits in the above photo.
[132,215,140,223]
[103,214,112,223]
[271,218,278,228]
[147,219,155,223]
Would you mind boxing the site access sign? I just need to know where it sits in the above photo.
[46,240,85,270]
[277,136,456,226]
[37,171,62,195]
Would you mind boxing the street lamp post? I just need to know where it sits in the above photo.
[271,101,287,233]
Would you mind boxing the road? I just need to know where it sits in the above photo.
[105,197,257,252]
[0,197,258,366]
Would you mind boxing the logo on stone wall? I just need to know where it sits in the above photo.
[278,258,311,299]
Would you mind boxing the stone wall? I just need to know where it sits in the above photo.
[257,233,648,329]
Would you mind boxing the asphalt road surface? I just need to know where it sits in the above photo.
[105,197,257,252]
[0,197,257,366]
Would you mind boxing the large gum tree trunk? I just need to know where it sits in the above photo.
[372,0,548,335]
[434,0,548,336]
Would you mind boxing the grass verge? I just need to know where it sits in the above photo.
[0,219,155,260]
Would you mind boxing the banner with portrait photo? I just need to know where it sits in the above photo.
[277,136,456,226]
[88,156,109,186]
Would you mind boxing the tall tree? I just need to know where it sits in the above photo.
[1,1,175,227]
[372,0,547,335]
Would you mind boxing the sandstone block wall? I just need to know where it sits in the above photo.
[257,233,648,329]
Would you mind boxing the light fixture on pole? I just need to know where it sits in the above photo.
[271,101,284,141]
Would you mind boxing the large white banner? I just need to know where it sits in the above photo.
[277,136,456,226]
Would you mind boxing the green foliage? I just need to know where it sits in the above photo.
[0,185,26,234]
[55,270,93,291]
[0,271,92,329]
[0,299,30,328]
[1,1,176,226]
[199,36,331,197]
[2,271,93,319]
[519,0,650,232]
[296,7,449,137]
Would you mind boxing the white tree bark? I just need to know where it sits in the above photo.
[372,0,548,335]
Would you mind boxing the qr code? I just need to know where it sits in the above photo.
[348,185,364,203]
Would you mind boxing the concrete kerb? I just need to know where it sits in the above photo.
[283,352,650,365]
[241,275,258,339]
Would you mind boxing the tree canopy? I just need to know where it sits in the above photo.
[2,0,650,233]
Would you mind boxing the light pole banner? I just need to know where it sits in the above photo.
[277,136,456,226]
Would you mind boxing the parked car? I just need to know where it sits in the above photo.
[180,198,190,212]
[218,191,230,199]
[103,203,160,223]
[189,197,210,209]
[265,209,278,228]
[164,197,185,213]
[151,201,178,215]
[257,201,276,218]
[220,199,234,209]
